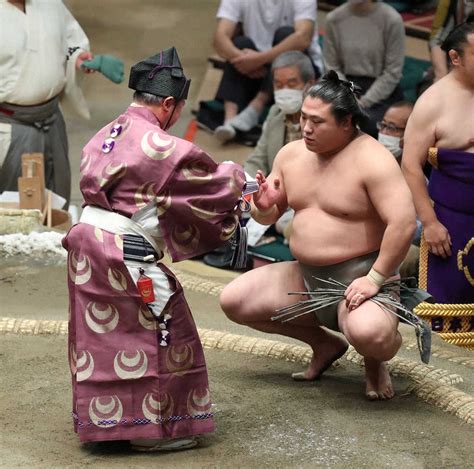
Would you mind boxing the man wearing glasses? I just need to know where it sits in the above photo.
[376,101,414,162]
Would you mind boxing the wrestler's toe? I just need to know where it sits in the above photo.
[291,371,319,381]
[366,390,379,401]
[383,387,395,400]
[291,371,308,381]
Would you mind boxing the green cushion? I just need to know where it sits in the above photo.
[248,235,294,262]
[401,56,431,102]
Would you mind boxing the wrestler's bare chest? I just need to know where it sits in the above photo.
[435,93,474,151]
[284,153,373,220]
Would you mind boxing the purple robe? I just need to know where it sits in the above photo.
[62,104,245,443]
[421,147,474,304]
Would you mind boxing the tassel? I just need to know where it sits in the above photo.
[230,219,248,269]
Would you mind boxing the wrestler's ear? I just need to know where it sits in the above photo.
[340,115,352,130]
[448,49,461,66]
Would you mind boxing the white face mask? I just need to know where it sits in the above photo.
[274,88,303,115]
[378,133,402,159]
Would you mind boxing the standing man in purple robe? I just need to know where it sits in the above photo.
[62,47,247,451]
[402,21,474,312]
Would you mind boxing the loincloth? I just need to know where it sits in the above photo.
[299,251,379,332]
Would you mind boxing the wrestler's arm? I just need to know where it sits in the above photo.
[365,147,417,278]
[401,92,452,258]
[251,147,288,225]
[345,144,416,309]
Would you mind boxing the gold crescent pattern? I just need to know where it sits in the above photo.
[80,153,92,176]
[98,162,127,188]
[189,199,218,221]
[114,234,123,251]
[135,182,157,209]
[94,227,104,243]
[89,396,123,428]
[182,161,213,184]
[165,344,194,376]
[76,350,94,382]
[85,302,119,334]
[220,215,239,241]
[68,252,92,285]
[142,392,174,422]
[457,238,474,286]
[141,131,176,160]
[107,268,128,292]
[156,191,172,216]
[138,306,158,330]
[114,349,148,380]
[187,387,211,417]
[170,225,200,256]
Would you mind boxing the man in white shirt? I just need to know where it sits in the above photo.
[213,0,323,142]
[0,0,93,207]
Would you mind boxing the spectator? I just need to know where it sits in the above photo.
[378,101,423,254]
[377,100,414,162]
[212,0,323,143]
[204,50,316,268]
[324,0,405,137]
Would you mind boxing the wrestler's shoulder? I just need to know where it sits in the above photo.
[351,133,396,164]
[270,139,306,170]
[275,139,305,157]
[414,78,447,110]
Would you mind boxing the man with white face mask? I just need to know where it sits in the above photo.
[244,50,316,176]
[376,101,414,162]
[204,50,315,268]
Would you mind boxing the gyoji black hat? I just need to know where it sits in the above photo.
[129,47,190,100]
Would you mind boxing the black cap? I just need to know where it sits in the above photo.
[128,47,190,100]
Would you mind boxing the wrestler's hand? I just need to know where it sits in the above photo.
[423,220,452,258]
[253,170,281,212]
[345,276,380,311]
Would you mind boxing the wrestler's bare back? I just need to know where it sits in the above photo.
[273,134,396,266]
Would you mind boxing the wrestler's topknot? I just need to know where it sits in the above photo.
[303,70,368,128]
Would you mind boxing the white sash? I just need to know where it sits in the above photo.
[80,205,161,255]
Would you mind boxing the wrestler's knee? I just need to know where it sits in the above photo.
[219,285,245,324]
[344,320,399,358]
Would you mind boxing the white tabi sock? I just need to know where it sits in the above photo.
[228,105,259,132]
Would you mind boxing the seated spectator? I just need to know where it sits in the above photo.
[377,100,422,250]
[429,0,474,81]
[204,50,316,268]
[212,0,322,143]
[324,0,405,137]
[377,100,414,162]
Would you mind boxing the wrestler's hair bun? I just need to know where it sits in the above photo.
[321,70,362,98]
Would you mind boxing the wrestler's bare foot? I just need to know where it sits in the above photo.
[292,336,348,381]
[364,357,395,400]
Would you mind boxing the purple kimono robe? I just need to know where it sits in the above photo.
[62,104,245,443]
[422,147,474,304]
